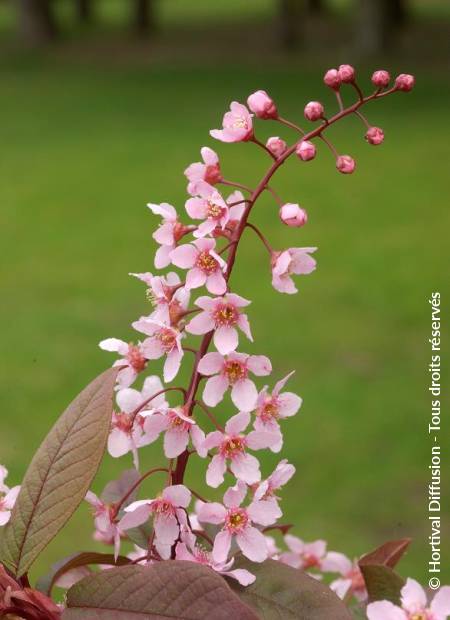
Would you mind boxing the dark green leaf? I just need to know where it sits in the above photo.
[63,562,259,619]
[0,367,119,577]
[228,558,352,619]
[360,564,405,604]
[36,551,131,596]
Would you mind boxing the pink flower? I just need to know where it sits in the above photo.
[296,140,316,162]
[185,147,222,195]
[119,485,191,559]
[130,271,190,326]
[198,351,272,410]
[203,411,278,487]
[222,191,246,236]
[198,480,279,563]
[336,154,356,174]
[372,70,391,88]
[185,182,230,238]
[271,247,317,294]
[279,203,308,228]
[108,376,168,467]
[210,102,253,143]
[186,293,253,355]
[85,491,123,559]
[304,101,324,122]
[99,338,148,388]
[323,69,341,90]
[253,459,295,515]
[170,238,227,295]
[279,534,328,571]
[366,126,385,146]
[143,406,206,459]
[321,552,367,601]
[395,73,415,92]
[175,528,255,586]
[247,90,278,119]
[367,578,450,620]
[0,467,20,527]
[132,318,184,382]
[338,64,355,83]
[253,372,302,451]
[147,202,192,269]
[266,136,287,158]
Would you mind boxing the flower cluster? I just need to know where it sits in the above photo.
[5,65,444,620]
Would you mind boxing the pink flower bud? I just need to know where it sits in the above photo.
[266,136,287,158]
[365,126,384,146]
[295,140,316,161]
[338,64,355,83]
[336,155,356,174]
[371,70,390,89]
[304,101,324,122]
[395,74,415,92]
[279,203,308,227]
[247,90,278,119]
[323,69,341,90]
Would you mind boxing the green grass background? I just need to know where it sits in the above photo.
[0,0,449,587]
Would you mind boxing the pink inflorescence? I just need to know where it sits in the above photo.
[75,64,419,591]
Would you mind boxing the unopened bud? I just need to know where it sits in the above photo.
[336,155,356,174]
[304,101,324,122]
[371,70,390,88]
[266,136,287,158]
[279,203,308,227]
[247,90,278,119]
[296,140,316,161]
[338,64,356,83]
[395,74,415,92]
[324,69,341,90]
[365,126,384,145]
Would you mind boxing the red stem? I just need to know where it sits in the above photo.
[112,467,169,518]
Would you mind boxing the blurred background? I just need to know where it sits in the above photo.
[1,0,449,585]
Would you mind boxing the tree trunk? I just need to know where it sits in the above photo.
[76,0,92,23]
[279,0,306,50]
[307,0,324,13]
[15,0,58,45]
[132,0,156,36]
[355,0,407,55]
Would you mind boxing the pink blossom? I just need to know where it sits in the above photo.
[253,459,295,515]
[132,318,184,382]
[85,491,123,559]
[367,578,450,620]
[265,535,281,559]
[186,293,253,355]
[279,534,328,571]
[296,140,316,161]
[247,90,278,120]
[279,203,308,228]
[365,126,385,146]
[147,202,192,269]
[395,73,415,92]
[271,247,317,294]
[108,376,168,467]
[372,70,391,88]
[198,351,272,410]
[338,64,356,83]
[99,338,148,388]
[321,552,367,601]
[0,467,20,527]
[175,527,255,586]
[185,182,230,238]
[198,480,279,563]
[266,136,287,158]
[143,406,206,459]
[304,101,324,122]
[253,372,302,451]
[336,154,356,174]
[170,238,227,295]
[127,544,151,565]
[323,69,341,90]
[203,411,278,487]
[210,102,253,143]
[184,147,222,195]
[130,271,190,326]
[222,191,246,236]
[119,485,191,559]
